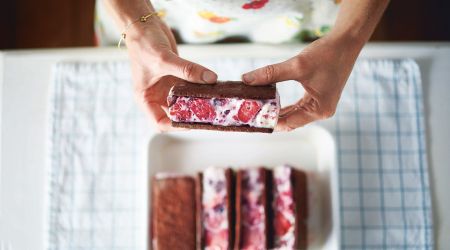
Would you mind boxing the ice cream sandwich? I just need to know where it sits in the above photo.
[196,167,235,250]
[151,174,197,250]
[271,165,308,250]
[234,168,270,250]
[167,81,280,133]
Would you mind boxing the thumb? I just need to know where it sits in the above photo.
[242,57,303,85]
[163,53,217,84]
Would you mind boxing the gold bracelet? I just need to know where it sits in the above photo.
[117,12,160,49]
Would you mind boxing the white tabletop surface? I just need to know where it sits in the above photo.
[0,43,449,250]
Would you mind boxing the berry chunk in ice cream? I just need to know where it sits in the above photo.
[237,100,262,123]
[189,98,216,121]
[169,98,191,121]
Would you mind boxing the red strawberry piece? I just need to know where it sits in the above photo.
[189,98,216,121]
[243,207,263,226]
[242,3,252,9]
[242,0,269,9]
[275,195,285,209]
[205,232,213,246]
[282,190,293,197]
[251,0,267,9]
[274,212,292,236]
[169,98,191,121]
[237,100,262,123]
[275,194,294,211]
[205,229,229,248]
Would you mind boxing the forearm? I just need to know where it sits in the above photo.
[330,0,389,51]
[104,0,155,28]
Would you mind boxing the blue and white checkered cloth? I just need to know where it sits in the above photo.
[47,58,432,249]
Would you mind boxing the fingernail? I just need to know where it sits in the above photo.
[202,71,216,83]
[243,73,255,83]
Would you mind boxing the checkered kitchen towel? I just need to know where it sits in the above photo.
[47,58,432,249]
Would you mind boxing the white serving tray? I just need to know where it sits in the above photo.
[148,125,339,250]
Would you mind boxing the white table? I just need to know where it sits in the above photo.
[1,43,449,250]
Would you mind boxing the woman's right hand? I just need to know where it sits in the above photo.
[125,16,218,132]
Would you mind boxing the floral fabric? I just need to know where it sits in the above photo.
[95,0,340,45]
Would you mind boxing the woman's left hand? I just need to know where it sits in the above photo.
[241,34,362,131]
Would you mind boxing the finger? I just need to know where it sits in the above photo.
[154,116,173,132]
[161,105,170,116]
[157,117,189,132]
[141,95,170,131]
[161,105,189,131]
[242,57,303,85]
[279,94,312,118]
[162,53,217,84]
[136,87,177,132]
[279,107,293,118]
[276,92,321,131]
[279,104,298,118]
[143,100,190,132]
[275,108,316,132]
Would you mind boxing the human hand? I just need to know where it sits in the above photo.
[241,35,362,131]
[125,17,217,132]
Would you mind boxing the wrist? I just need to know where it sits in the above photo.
[326,28,366,59]
[125,16,160,42]
[105,0,155,28]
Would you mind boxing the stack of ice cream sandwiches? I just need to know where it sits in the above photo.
[150,165,308,250]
